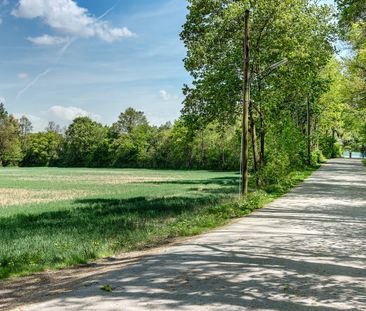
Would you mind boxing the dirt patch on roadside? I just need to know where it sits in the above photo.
[0,239,185,311]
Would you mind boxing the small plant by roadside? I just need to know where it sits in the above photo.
[100,284,113,292]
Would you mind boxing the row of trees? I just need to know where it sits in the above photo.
[0,105,242,170]
[336,0,366,153]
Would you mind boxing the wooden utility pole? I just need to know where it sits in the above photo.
[241,9,250,196]
[307,95,311,166]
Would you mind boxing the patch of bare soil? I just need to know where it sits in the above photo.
[0,248,163,311]
[0,235,198,311]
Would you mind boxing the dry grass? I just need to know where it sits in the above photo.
[0,188,89,207]
[7,175,180,185]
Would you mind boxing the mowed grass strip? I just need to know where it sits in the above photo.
[0,167,314,279]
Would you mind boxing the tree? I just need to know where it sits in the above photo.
[0,105,22,166]
[336,0,366,30]
[336,0,366,153]
[23,132,63,166]
[19,115,33,152]
[0,103,8,120]
[19,116,33,137]
[45,121,62,134]
[63,117,108,167]
[111,107,148,135]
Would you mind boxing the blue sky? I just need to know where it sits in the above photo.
[0,0,190,131]
[0,0,337,132]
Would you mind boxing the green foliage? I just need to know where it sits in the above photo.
[111,107,148,136]
[100,284,113,292]
[333,1,366,151]
[180,0,335,184]
[63,117,108,167]
[336,0,366,31]
[0,105,22,166]
[311,150,326,166]
[23,132,63,166]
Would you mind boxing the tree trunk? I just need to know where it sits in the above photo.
[331,128,336,158]
[241,9,250,196]
[249,102,260,188]
[307,96,311,166]
[259,109,265,166]
[221,133,226,169]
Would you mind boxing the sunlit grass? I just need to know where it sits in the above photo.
[0,167,315,279]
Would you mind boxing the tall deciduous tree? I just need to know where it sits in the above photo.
[111,107,148,135]
[63,117,108,167]
[0,104,22,166]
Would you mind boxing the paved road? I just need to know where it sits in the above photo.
[19,159,366,310]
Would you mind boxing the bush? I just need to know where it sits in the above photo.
[312,150,326,165]
[259,151,291,185]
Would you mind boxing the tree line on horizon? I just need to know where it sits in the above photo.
[0,0,365,188]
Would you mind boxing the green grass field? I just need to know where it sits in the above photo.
[0,167,313,279]
[0,167,241,278]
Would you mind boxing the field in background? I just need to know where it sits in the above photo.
[0,168,238,210]
[0,167,239,278]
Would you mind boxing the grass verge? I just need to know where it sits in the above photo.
[0,167,316,279]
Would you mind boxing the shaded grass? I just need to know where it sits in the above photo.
[0,167,315,279]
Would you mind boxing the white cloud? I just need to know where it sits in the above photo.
[48,105,101,121]
[12,0,135,42]
[159,89,181,102]
[14,113,47,132]
[17,72,29,79]
[159,90,171,101]
[27,34,69,46]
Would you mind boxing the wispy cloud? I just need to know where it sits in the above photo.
[14,1,130,101]
[17,72,29,79]
[15,68,51,100]
[47,105,101,121]
[27,34,69,46]
[96,0,121,21]
[12,0,135,42]
[159,89,180,101]
[159,90,171,101]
